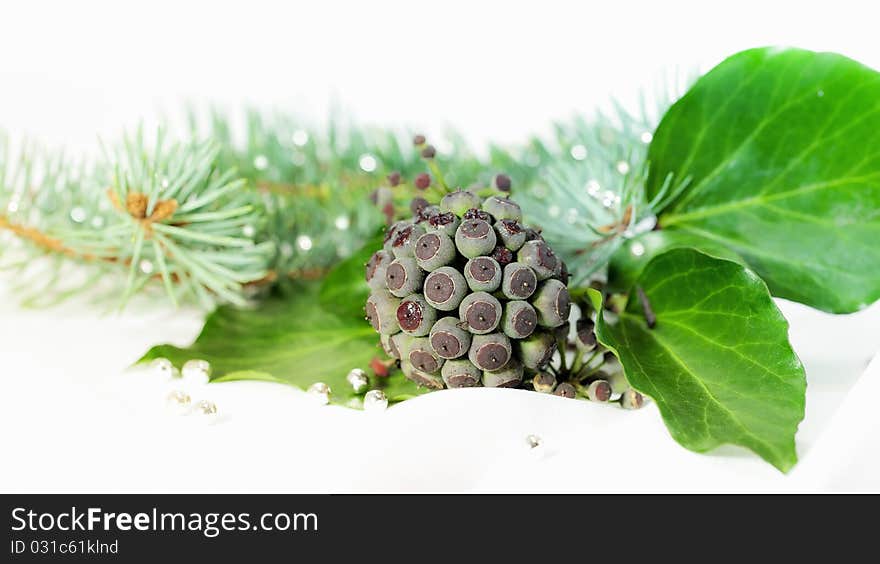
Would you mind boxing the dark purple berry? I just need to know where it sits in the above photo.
[493,173,512,192]
[414,173,431,190]
[388,171,402,187]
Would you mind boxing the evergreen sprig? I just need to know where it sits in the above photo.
[1,93,679,308]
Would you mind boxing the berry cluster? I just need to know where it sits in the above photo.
[365,186,572,390]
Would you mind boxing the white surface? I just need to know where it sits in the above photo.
[1,1,880,492]
[0,278,878,493]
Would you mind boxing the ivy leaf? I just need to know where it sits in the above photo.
[139,283,428,406]
[589,248,806,472]
[319,233,383,319]
[648,46,880,313]
[607,230,742,293]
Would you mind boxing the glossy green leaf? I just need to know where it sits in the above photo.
[319,233,384,319]
[648,47,880,313]
[607,230,742,293]
[140,283,428,406]
[589,248,806,472]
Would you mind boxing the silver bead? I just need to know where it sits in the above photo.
[307,382,331,406]
[182,359,212,386]
[165,390,191,415]
[150,358,175,379]
[363,390,388,412]
[195,399,218,416]
[346,369,370,394]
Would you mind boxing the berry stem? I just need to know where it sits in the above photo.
[426,159,450,193]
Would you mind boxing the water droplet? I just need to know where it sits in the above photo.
[161,177,170,189]
[70,207,87,223]
[548,205,561,218]
[296,235,313,251]
[566,209,579,224]
[602,198,614,208]
[359,154,377,172]
[292,130,309,146]
[280,242,294,258]
[586,180,601,196]
[334,215,350,230]
[242,224,256,237]
[640,132,653,144]
[817,90,824,98]
[616,161,630,175]
[569,144,587,161]
[139,259,154,274]
[253,155,269,170]
[631,242,646,257]
[91,216,105,229]
[7,201,19,213]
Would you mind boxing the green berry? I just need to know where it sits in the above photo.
[482,358,523,388]
[390,332,415,360]
[396,294,437,336]
[458,291,502,334]
[390,223,426,259]
[464,256,502,292]
[482,195,522,222]
[554,382,577,399]
[365,291,401,335]
[516,330,556,369]
[441,359,482,388]
[532,372,556,393]
[620,389,646,410]
[383,221,408,252]
[385,257,424,298]
[468,332,512,372]
[407,337,445,374]
[455,219,497,258]
[576,318,597,351]
[414,231,456,271]
[400,359,444,389]
[494,219,526,251]
[500,300,537,339]
[427,211,460,237]
[501,262,537,300]
[366,250,394,290]
[531,279,571,328]
[587,380,612,402]
[440,190,482,217]
[423,267,468,311]
[518,240,559,280]
[428,317,471,359]
[380,333,398,358]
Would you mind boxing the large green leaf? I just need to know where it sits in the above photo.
[648,47,880,313]
[140,283,428,406]
[607,230,742,293]
[589,248,806,472]
[319,233,383,319]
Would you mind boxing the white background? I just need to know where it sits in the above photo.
[1,0,879,492]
